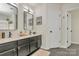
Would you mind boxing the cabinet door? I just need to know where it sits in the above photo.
[30,37,37,52]
[30,42,37,52]
[0,49,17,56]
[18,38,29,46]
[18,39,30,56]
[37,35,42,48]
[30,37,37,43]
[0,41,17,53]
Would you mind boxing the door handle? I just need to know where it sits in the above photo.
[50,31,53,33]
[71,30,72,32]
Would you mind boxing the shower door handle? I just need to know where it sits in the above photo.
[70,30,72,32]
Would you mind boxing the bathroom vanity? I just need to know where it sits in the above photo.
[0,3,42,56]
[0,34,42,56]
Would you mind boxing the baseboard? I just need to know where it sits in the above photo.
[41,45,59,50]
[72,42,79,44]
[41,46,50,50]
[49,44,60,49]
[59,45,67,48]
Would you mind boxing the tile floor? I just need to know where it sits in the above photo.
[31,44,79,56]
[31,49,50,56]
[49,44,79,56]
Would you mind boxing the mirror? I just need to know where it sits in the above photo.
[24,11,34,31]
[0,3,17,30]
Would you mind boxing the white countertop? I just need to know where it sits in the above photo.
[0,34,41,44]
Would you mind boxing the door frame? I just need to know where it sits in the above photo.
[66,11,72,47]
[66,7,79,47]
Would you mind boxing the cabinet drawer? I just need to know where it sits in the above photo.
[18,39,29,46]
[0,41,17,53]
[0,49,17,56]
[36,35,41,40]
[30,37,37,43]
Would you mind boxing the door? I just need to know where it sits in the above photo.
[67,11,72,47]
[47,4,61,48]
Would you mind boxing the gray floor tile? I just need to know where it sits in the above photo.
[49,44,79,56]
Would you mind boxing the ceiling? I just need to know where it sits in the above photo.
[22,3,43,10]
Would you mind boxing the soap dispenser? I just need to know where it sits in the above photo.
[9,32,12,38]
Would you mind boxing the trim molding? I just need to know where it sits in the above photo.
[72,42,79,44]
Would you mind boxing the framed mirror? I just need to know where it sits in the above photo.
[0,3,18,31]
[24,11,34,31]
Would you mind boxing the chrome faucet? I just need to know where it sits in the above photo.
[29,30,32,35]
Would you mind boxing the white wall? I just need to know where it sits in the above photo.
[17,4,24,31]
[34,4,48,49]
[71,9,79,44]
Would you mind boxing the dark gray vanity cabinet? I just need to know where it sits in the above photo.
[0,41,17,56]
[18,39,30,56]
[0,35,42,56]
